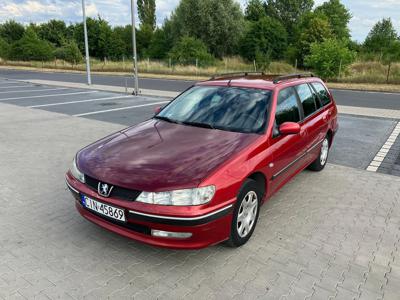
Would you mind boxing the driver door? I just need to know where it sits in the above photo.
[269,86,309,194]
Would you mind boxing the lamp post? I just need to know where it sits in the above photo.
[81,0,91,85]
[130,0,139,95]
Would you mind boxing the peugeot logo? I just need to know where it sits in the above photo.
[98,182,114,197]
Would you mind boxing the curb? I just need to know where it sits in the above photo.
[15,79,179,99]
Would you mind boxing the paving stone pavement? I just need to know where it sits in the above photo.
[1,103,400,300]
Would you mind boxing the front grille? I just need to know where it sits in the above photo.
[85,175,141,201]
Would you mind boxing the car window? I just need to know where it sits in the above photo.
[275,87,301,126]
[157,86,271,134]
[308,83,322,109]
[312,82,331,106]
[295,84,317,118]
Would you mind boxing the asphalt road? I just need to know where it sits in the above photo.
[1,68,400,110]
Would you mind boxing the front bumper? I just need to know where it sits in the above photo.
[66,174,234,249]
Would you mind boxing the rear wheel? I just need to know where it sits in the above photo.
[227,179,261,247]
[308,136,330,171]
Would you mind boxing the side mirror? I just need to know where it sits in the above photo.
[154,106,162,114]
[279,122,300,135]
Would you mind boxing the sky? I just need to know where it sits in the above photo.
[0,0,399,42]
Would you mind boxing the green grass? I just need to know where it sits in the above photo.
[334,61,400,84]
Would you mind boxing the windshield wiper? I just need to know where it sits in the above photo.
[155,116,215,129]
[181,121,215,129]
[154,115,181,124]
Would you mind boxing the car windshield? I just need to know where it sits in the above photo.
[155,86,271,134]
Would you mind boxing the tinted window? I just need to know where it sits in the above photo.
[308,84,322,109]
[312,82,331,106]
[158,86,271,133]
[275,87,300,126]
[295,84,317,117]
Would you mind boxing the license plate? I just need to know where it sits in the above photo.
[81,195,126,222]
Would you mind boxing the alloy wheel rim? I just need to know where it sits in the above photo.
[237,191,258,238]
[320,138,329,166]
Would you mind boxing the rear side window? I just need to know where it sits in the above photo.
[275,87,301,126]
[308,84,322,109]
[295,84,317,118]
[312,82,331,106]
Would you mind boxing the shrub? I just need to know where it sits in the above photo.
[254,49,271,71]
[0,38,10,59]
[305,38,355,79]
[55,40,83,64]
[168,36,214,66]
[9,28,54,61]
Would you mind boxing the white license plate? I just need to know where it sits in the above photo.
[82,195,126,222]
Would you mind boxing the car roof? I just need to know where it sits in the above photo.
[196,73,322,91]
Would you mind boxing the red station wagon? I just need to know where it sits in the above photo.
[66,73,338,249]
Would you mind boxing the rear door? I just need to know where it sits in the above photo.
[269,87,309,193]
[294,83,328,162]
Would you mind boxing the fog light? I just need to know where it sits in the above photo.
[151,230,192,239]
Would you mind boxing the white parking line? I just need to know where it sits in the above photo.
[367,122,400,172]
[0,91,98,102]
[29,95,133,108]
[74,101,169,117]
[0,87,69,94]
[0,85,34,89]
[0,82,18,86]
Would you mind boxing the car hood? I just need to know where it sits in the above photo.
[78,119,259,191]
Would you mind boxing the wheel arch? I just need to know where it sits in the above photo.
[247,171,267,199]
[326,129,333,146]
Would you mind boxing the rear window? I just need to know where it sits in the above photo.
[312,82,331,106]
[295,84,317,118]
[275,87,301,126]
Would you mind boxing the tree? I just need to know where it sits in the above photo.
[148,26,173,59]
[0,20,25,43]
[9,28,54,61]
[240,16,288,61]
[72,17,112,59]
[37,20,68,47]
[315,0,351,40]
[136,24,154,58]
[382,40,400,83]
[364,18,398,54]
[245,0,267,21]
[107,26,128,59]
[265,0,314,41]
[383,41,400,63]
[169,0,245,58]
[55,40,83,64]
[137,0,156,31]
[305,38,355,79]
[168,36,214,66]
[0,38,10,59]
[295,13,333,64]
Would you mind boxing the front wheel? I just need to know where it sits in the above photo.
[308,136,330,171]
[226,179,261,247]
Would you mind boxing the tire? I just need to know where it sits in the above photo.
[226,179,261,247]
[308,135,330,171]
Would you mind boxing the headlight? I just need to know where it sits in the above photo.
[70,157,85,183]
[136,186,215,206]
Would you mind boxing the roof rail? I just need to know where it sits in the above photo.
[210,72,267,80]
[272,73,314,84]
